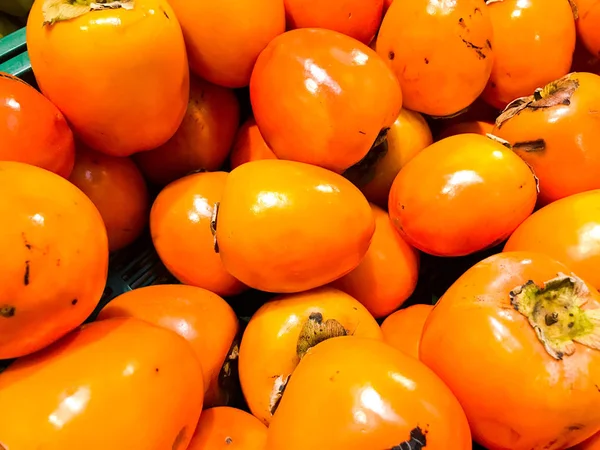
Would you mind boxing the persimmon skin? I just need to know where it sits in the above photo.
[266,337,472,450]
[388,133,537,257]
[229,116,277,169]
[239,286,383,426]
[26,0,189,157]
[187,407,267,450]
[380,304,433,359]
[376,0,493,117]
[0,317,204,450]
[504,190,600,292]
[150,172,247,297]
[135,76,240,186]
[575,0,600,57]
[68,147,149,252]
[216,160,375,293]
[0,72,75,178]
[574,431,600,450]
[331,204,419,318]
[420,252,600,450]
[97,285,239,407]
[250,28,402,173]
[167,0,285,88]
[493,72,600,205]
[482,0,576,109]
[0,161,108,360]
[284,0,383,45]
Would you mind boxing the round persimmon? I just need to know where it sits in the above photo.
[229,116,277,169]
[135,76,240,186]
[266,336,472,450]
[380,303,433,359]
[150,171,247,297]
[575,0,600,57]
[0,317,204,450]
[26,0,189,157]
[0,161,108,359]
[167,0,285,88]
[215,160,375,293]
[504,190,600,291]
[437,120,494,140]
[97,285,239,407]
[68,146,149,252]
[0,72,74,178]
[388,133,537,256]
[352,108,433,208]
[574,432,600,450]
[187,407,267,450]
[239,286,383,425]
[284,0,383,45]
[383,0,393,14]
[420,252,600,450]
[493,72,600,205]
[331,204,419,318]
[250,28,402,173]
[376,0,493,117]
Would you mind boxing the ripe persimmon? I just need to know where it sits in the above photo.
[504,190,600,291]
[383,0,393,14]
[482,0,576,109]
[229,116,277,169]
[331,204,419,318]
[150,172,247,297]
[135,76,240,186]
[493,72,600,205]
[250,28,402,173]
[376,0,493,117]
[380,304,433,359]
[351,108,433,208]
[266,337,472,450]
[0,72,74,178]
[68,146,149,252]
[239,286,383,425]
[0,161,108,359]
[388,133,537,256]
[420,252,600,449]
[167,0,285,88]
[574,432,600,450]
[0,317,204,450]
[575,0,600,57]
[187,407,267,450]
[283,0,383,45]
[26,0,189,156]
[437,120,494,140]
[97,285,239,407]
[215,160,375,293]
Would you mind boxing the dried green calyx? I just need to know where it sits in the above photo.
[42,0,134,25]
[296,312,348,359]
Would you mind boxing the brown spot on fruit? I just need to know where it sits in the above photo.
[269,374,290,417]
[512,139,546,153]
[225,437,233,445]
[461,38,487,59]
[0,305,15,318]
[172,426,187,450]
[23,260,30,286]
[390,426,428,450]
[388,51,395,60]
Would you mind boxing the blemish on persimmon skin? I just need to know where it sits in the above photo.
[0,305,16,318]
[172,426,188,450]
[389,425,428,450]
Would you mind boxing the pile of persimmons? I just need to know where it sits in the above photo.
[1,0,600,448]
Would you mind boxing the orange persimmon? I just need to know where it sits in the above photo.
[574,432,600,450]
[380,303,433,359]
[575,0,600,58]
[229,116,277,169]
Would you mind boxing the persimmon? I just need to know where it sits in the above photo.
[437,120,494,140]
[26,0,189,157]
[0,161,108,359]
[250,28,402,173]
[283,0,383,45]
[388,133,537,256]
[376,0,493,117]
[0,72,75,178]
[574,432,600,450]
[187,407,267,450]
[351,108,433,208]
[0,317,204,450]
[167,0,285,88]
[239,286,383,425]
[135,76,240,186]
[266,337,472,450]
[575,0,600,57]
[229,116,277,169]
[493,72,600,205]
[504,190,600,292]
[97,285,239,407]
[150,172,247,297]
[331,204,419,318]
[215,160,375,293]
[482,0,576,110]
[420,252,600,450]
[68,146,149,252]
[383,0,393,14]
[380,304,433,359]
